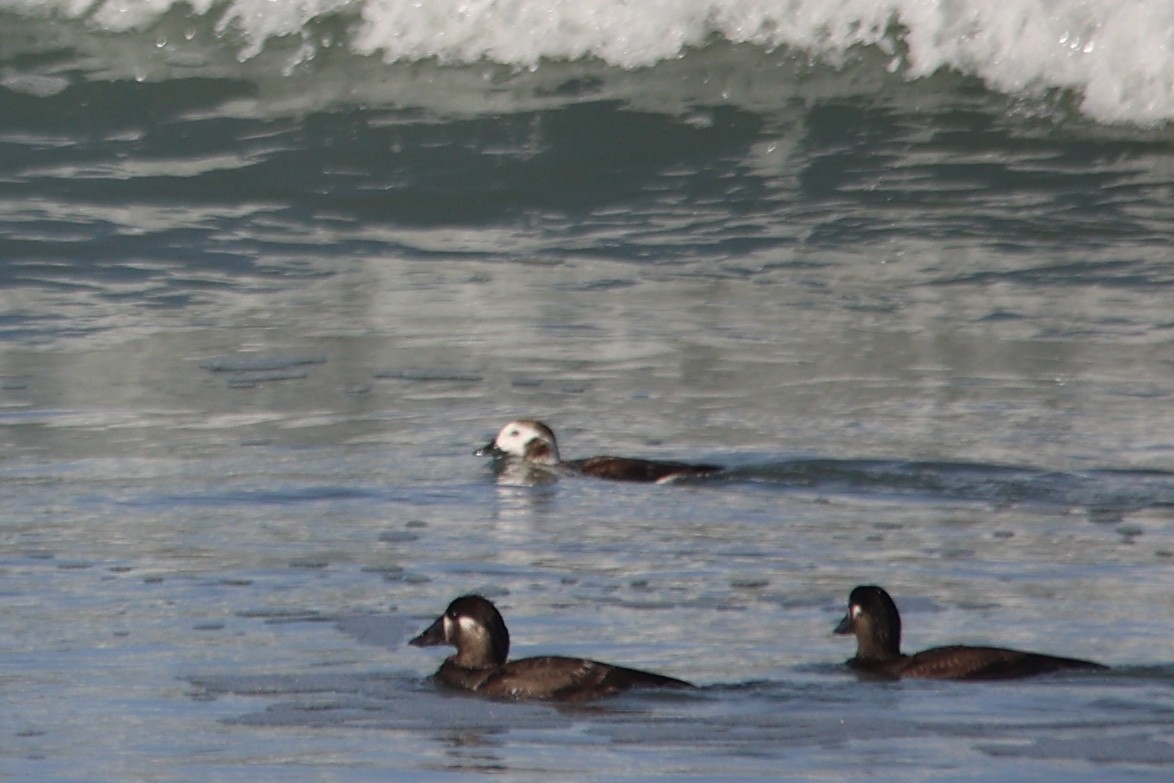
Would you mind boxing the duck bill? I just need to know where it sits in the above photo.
[473,440,502,458]
[409,616,447,647]
[833,613,855,635]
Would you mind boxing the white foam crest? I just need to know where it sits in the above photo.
[888,1,1174,126]
[5,0,1172,124]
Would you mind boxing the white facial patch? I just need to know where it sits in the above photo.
[442,614,456,642]
[456,615,483,637]
[496,424,533,455]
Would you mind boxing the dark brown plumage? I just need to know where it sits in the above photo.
[834,585,1108,681]
[410,595,694,701]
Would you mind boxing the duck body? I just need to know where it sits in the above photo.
[568,455,720,483]
[476,419,721,483]
[847,644,1109,681]
[835,585,1107,681]
[429,653,692,701]
[410,595,694,701]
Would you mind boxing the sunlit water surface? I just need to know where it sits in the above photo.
[1,10,1173,782]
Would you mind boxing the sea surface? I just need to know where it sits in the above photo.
[1,2,1173,781]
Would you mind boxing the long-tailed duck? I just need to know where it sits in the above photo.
[475,419,722,483]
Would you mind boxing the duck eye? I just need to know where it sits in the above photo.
[851,604,863,618]
[508,429,519,437]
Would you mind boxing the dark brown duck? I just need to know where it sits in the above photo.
[834,585,1108,681]
[410,595,694,701]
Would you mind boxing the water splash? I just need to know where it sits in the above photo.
[6,0,1172,125]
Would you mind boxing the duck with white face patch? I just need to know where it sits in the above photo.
[834,585,1108,681]
[410,595,694,701]
[475,419,722,483]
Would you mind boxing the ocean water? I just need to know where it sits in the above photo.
[1,1,1173,781]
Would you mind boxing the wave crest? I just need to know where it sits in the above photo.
[7,0,1173,125]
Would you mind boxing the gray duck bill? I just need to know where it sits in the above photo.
[409,616,446,647]
[473,441,502,457]
[833,613,854,635]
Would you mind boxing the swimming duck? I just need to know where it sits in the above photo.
[410,594,694,701]
[834,585,1108,680]
[475,419,722,483]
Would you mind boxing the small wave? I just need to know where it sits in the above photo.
[5,0,1172,125]
[737,458,1174,512]
[200,353,327,372]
